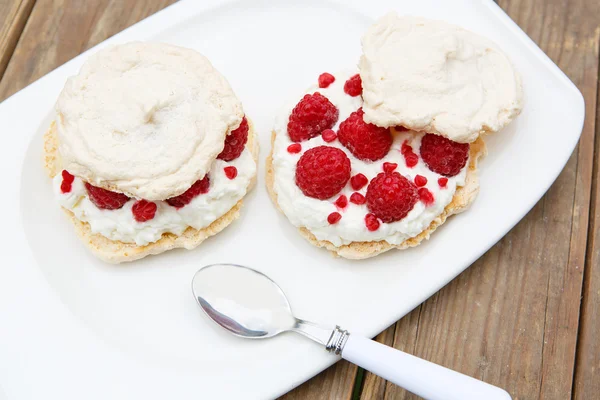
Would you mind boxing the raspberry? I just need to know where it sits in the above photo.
[438,177,448,188]
[401,141,419,168]
[366,172,418,223]
[295,146,350,200]
[350,173,368,191]
[166,176,210,208]
[322,129,337,142]
[405,154,418,167]
[60,181,72,194]
[132,200,157,222]
[224,166,238,179]
[218,117,248,161]
[365,213,380,231]
[287,143,302,154]
[328,212,342,224]
[395,126,409,132]
[350,192,366,205]
[338,108,392,161]
[287,93,339,142]
[335,194,348,208]
[414,175,427,187]
[418,187,434,206]
[344,74,362,97]
[383,162,398,173]
[85,183,130,210]
[62,170,74,183]
[420,133,470,177]
[61,170,74,193]
[318,73,335,88]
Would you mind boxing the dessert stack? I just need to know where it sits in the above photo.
[267,13,523,259]
[45,42,258,263]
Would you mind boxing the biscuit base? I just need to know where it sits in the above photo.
[44,120,259,264]
[266,131,486,259]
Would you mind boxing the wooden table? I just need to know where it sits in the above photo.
[1,0,597,398]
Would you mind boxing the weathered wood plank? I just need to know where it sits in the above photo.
[0,0,35,82]
[573,41,600,400]
[360,312,421,400]
[280,361,358,400]
[0,0,177,102]
[359,0,599,398]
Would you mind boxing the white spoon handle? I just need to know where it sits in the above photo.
[341,334,511,400]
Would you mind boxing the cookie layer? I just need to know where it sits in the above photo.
[56,42,244,200]
[360,13,523,143]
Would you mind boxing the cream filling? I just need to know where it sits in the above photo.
[54,149,256,246]
[271,70,467,247]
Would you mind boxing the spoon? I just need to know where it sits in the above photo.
[192,264,511,400]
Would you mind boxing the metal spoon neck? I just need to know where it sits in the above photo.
[291,319,350,355]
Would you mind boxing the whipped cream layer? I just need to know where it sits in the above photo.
[272,71,467,247]
[360,13,523,143]
[54,148,256,246]
[56,42,244,201]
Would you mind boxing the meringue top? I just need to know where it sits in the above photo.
[56,42,243,200]
[359,13,523,143]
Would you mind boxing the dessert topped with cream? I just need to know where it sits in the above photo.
[360,13,523,143]
[267,15,522,259]
[46,42,257,262]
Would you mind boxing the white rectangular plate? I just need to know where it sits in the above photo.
[0,0,584,399]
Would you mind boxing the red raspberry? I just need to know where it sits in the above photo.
[383,162,398,173]
[420,133,470,177]
[60,181,72,194]
[287,93,339,142]
[418,187,434,206]
[295,146,350,200]
[85,183,130,210]
[366,172,418,223]
[322,129,337,142]
[287,143,302,154]
[438,177,448,188]
[218,117,248,161]
[335,194,348,208]
[405,154,418,167]
[327,212,342,224]
[350,173,368,191]
[166,176,210,208]
[62,170,74,183]
[318,73,335,88]
[401,141,419,168]
[350,192,366,205]
[338,108,392,161]
[414,175,427,187]
[365,213,380,231]
[61,170,75,193]
[344,74,362,97]
[224,166,238,179]
[132,200,157,222]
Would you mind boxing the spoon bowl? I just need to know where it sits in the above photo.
[192,264,296,339]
